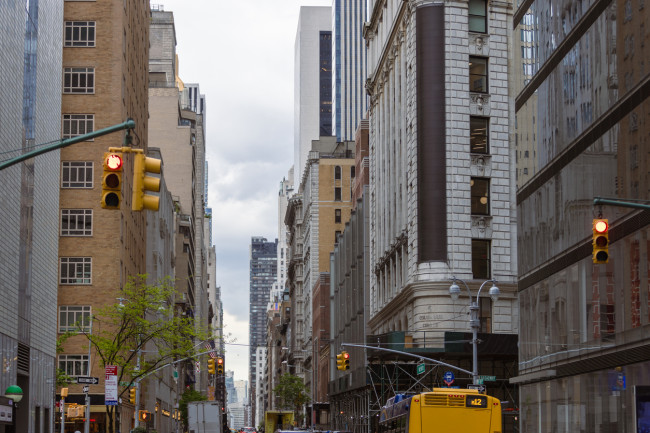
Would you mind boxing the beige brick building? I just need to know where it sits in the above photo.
[57,1,150,432]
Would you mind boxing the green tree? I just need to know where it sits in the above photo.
[179,388,208,430]
[273,373,311,425]
[60,275,212,433]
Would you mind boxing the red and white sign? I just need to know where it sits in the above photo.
[105,365,118,405]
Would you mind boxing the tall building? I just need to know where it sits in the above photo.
[294,6,333,187]
[0,2,63,432]
[148,5,211,394]
[249,237,278,425]
[512,0,650,430]
[57,1,150,432]
[332,0,369,141]
[363,1,519,430]
[285,137,355,421]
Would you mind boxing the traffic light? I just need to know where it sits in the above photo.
[129,387,136,404]
[336,351,350,371]
[138,410,151,422]
[101,152,123,209]
[592,219,609,263]
[208,358,216,375]
[132,152,161,211]
[217,357,224,374]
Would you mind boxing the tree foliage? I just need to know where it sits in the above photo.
[60,275,212,433]
[273,373,311,423]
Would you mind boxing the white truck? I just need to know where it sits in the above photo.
[187,401,223,433]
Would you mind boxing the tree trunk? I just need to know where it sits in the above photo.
[106,405,115,433]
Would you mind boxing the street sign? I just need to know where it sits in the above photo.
[82,386,89,393]
[76,376,99,385]
[479,375,496,382]
[468,384,486,392]
[417,363,425,375]
[443,371,455,386]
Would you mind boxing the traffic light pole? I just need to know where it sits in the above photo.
[594,197,650,211]
[0,119,135,171]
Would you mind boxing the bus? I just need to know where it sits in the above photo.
[378,388,502,433]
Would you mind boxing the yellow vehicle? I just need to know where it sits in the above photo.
[378,389,501,433]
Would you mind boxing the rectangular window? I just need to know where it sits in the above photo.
[61,209,92,236]
[351,166,356,178]
[59,305,91,332]
[64,21,96,47]
[62,114,94,138]
[60,257,92,285]
[472,239,491,279]
[471,178,490,215]
[63,67,95,94]
[58,355,89,377]
[468,0,487,33]
[334,187,342,201]
[479,297,492,332]
[469,57,488,93]
[335,166,342,180]
[335,209,342,223]
[470,117,489,154]
[62,161,93,188]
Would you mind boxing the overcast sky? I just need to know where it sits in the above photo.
[156,0,331,383]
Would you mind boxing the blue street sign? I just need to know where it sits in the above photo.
[444,371,455,385]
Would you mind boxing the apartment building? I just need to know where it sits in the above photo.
[57,1,150,432]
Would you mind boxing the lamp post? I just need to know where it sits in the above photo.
[5,385,23,433]
[449,278,500,385]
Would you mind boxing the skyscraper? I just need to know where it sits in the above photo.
[293,6,332,187]
[0,2,63,431]
[332,0,369,141]
[249,237,278,423]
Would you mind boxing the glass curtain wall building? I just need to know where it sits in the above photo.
[512,0,650,430]
[332,0,368,141]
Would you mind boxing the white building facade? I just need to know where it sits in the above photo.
[365,0,519,396]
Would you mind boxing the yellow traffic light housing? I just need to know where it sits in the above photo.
[139,410,151,421]
[217,357,224,374]
[208,358,216,375]
[336,351,350,370]
[101,152,123,209]
[592,219,609,264]
[129,387,136,405]
[132,152,161,211]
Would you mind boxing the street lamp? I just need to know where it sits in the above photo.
[449,278,500,385]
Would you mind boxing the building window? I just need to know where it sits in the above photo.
[60,257,92,285]
[64,21,96,47]
[470,178,490,215]
[62,161,93,188]
[469,57,488,93]
[334,187,342,201]
[58,355,89,377]
[335,209,342,223]
[468,0,487,33]
[62,114,94,138]
[59,306,91,333]
[479,297,492,332]
[63,67,95,94]
[470,117,489,154]
[351,166,356,178]
[472,239,491,279]
[61,209,93,236]
[335,165,342,180]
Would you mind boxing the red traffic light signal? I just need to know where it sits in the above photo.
[217,357,224,374]
[101,152,123,209]
[592,219,609,264]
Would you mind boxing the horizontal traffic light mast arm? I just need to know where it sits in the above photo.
[341,343,473,376]
[0,118,136,171]
[130,349,220,385]
[594,197,650,211]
